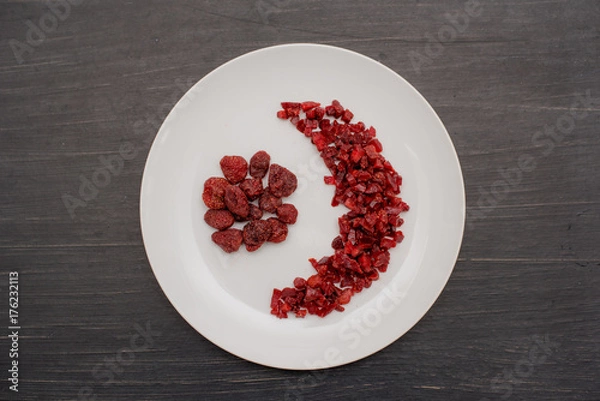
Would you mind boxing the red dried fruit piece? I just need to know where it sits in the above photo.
[267,217,288,243]
[248,204,263,220]
[296,119,307,134]
[249,150,271,179]
[224,185,249,218]
[281,102,301,119]
[306,107,325,120]
[239,178,264,201]
[295,309,307,318]
[281,102,301,109]
[220,155,248,184]
[325,99,344,118]
[276,110,288,119]
[258,191,282,213]
[276,204,298,224]
[301,101,320,111]
[211,228,243,253]
[293,277,307,289]
[342,109,354,123]
[243,220,272,249]
[245,243,262,252]
[331,235,344,250]
[268,164,298,198]
[203,209,235,230]
[202,177,230,209]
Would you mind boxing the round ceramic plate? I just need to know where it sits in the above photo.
[140,43,465,370]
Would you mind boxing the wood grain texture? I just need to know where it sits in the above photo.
[0,0,598,400]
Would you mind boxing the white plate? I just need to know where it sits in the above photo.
[140,43,465,370]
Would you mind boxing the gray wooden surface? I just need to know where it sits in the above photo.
[1,0,599,400]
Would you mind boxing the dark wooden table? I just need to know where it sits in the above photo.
[1,1,598,400]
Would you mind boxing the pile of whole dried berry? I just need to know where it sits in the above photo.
[270,100,409,318]
[203,151,298,253]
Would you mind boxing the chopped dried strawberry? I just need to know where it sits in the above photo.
[293,277,307,289]
[202,177,230,210]
[204,209,235,230]
[211,229,243,253]
[325,99,344,118]
[301,101,320,111]
[342,109,354,123]
[324,176,335,185]
[306,107,325,120]
[281,102,301,109]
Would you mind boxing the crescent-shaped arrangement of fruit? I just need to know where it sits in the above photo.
[270,100,409,318]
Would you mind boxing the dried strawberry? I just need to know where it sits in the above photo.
[202,177,230,210]
[268,164,297,198]
[267,217,288,243]
[325,99,344,118]
[204,209,234,230]
[245,243,262,252]
[341,109,354,123]
[211,228,243,253]
[248,204,263,221]
[220,155,248,184]
[306,106,325,120]
[276,204,298,224]
[239,178,264,201]
[281,102,301,109]
[224,185,249,218]
[249,150,271,179]
[258,191,282,213]
[243,220,272,251]
[293,277,307,289]
[301,101,320,111]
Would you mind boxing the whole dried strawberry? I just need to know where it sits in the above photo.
[220,155,248,184]
[202,177,230,209]
[249,150,271,179]
[268,164,297,198]
[224,185,250,218]
[243,220,272,251]
[276,204,298,224]
[211,228,243,253]
[267,218,288,243]
[258,190,282,213]
[204,209,234,230]
[248,204,263,220]
[239,178,264,201]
